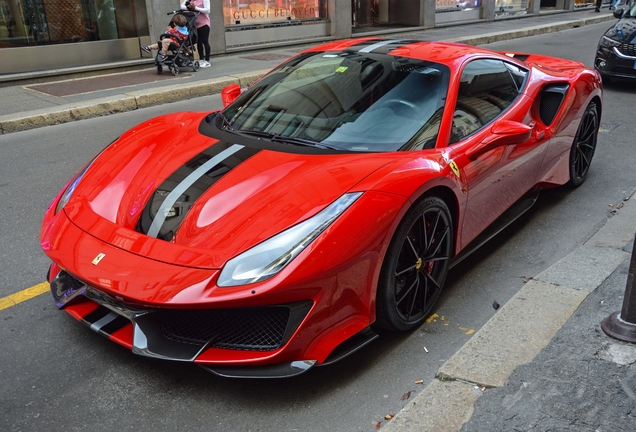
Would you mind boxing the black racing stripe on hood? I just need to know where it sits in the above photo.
[136,142,260,241]
[345,39,416,55]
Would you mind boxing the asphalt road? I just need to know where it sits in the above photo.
[2,20,636,432]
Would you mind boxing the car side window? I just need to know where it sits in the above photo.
[450,59,527,144]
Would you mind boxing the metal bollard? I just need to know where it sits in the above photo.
[601,236,636,343]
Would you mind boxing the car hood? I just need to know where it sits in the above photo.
[605,18,636,43]
[64,112,395,269]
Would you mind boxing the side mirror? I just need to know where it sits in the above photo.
[467,120,532,159]
[221,84,241,108]
[614,8,624,19]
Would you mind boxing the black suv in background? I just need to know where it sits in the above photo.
[595,5,636,82]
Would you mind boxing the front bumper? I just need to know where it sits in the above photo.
[51,269,318,377]
[595,45,636,79]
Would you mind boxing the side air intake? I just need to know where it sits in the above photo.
[538,84,569,126]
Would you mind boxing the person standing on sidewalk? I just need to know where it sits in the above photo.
[181,0,211,67]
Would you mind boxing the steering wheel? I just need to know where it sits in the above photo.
[382,99,422,119]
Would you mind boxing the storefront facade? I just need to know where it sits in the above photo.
[1,0,577,75]
[1,0,150,74]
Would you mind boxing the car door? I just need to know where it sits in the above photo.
[447,58,547,250]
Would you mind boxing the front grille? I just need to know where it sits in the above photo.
[65,272,87,290]
[158,306,292,351]
[59,270,311,353]
[618,44,636,57]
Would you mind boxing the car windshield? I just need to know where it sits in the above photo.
[219,51,451,152]
[629,4,636,16]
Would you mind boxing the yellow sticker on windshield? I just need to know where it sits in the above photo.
[335,66,348,73]
[449,161,460,179]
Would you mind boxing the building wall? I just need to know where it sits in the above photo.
[1,0,570,75]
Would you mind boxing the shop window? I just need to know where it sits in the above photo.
[0,0,148,48]
[223,0,328,26]
[494,0,528,17]
[436,0,482,13]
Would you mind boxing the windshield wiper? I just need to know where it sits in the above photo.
[236,130,341,150]
[271,135,342,150]
[216,112,234,130]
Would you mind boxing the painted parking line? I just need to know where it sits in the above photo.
[0,282,49,311]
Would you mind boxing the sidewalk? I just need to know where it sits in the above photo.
[383,191,636,431]
[0,8,615,135]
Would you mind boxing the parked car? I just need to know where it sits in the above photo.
[595,4,636,82]
[41,39,602,378]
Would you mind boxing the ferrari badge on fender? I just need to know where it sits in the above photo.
[92,253,106,266]
[449,161,460,179]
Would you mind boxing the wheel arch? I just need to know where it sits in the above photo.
[590,95,602,123]
[372,186,458,331]
[414,185,460,258]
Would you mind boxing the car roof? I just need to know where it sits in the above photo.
[304,38,502,66]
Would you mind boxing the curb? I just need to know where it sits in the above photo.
[0,14,614,135]
[448,15,614,46]
[381,193,636,431]
[0,70,268,135]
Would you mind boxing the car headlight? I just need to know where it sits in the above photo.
[217,192,363,287]
[600,35,621,48]
[54,139,117,215]
[55,163,92,215]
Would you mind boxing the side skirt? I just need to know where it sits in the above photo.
[450,188,540,269]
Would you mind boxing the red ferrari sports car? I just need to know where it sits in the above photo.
[41,39,602,378]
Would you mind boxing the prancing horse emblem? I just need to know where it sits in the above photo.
[92,253,106,265]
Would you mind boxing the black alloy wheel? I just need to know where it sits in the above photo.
[375,196,453,332]
[569,102,599,187]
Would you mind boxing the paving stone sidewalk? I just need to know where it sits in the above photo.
[462,252,636,432]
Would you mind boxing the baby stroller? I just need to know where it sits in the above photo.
[156,10,199,76]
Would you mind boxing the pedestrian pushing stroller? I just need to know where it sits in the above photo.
[156,10,199,76]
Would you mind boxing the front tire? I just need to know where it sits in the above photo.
[568,102,599,187]
[375,196,453,332]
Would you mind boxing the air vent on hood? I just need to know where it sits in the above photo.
[538,83,569,127]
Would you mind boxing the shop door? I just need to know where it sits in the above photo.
[352,0,373,27]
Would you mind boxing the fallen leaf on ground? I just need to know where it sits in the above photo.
[375,422,381,429]
[401,391,412,400]
[492,301,500,310]
[385,414,394,420]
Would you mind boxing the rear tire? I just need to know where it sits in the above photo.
[568,102,599,187]
[375,196,453,332]
[172,64,179,76]
[193,60,200,72]
[156,64,163,75]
